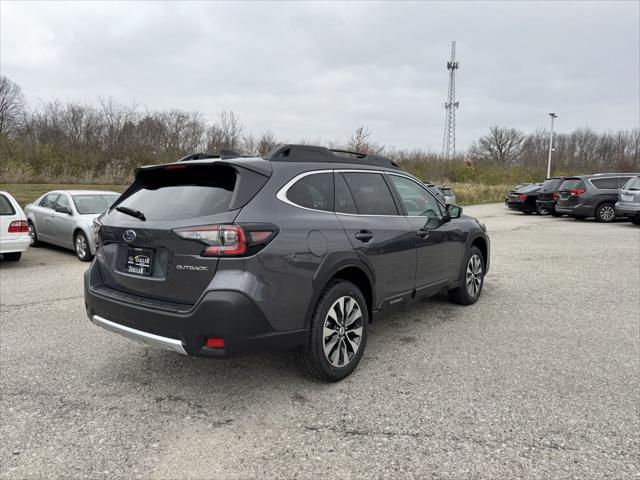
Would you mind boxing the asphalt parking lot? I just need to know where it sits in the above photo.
[1,203,638,479]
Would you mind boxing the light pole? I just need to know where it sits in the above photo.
[547,113,557,178]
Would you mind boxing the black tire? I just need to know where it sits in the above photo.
[522,210,533,215]
[28,221,40,247]
[571,215,587,220]
[298,280,368,382]
[595,203,616,223]
[537,206,549,215]
[631,218,640,226]
[74,231,94,262]
[449,246,485,306]
[3,252,22,261]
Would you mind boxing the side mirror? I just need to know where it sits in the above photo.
[447,204,462,219]
[56,206,72,215]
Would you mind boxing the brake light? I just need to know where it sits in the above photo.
[552,192,559,200]
[569,188,586,196]
[173,224,277,257]
[517,194,528,200]
[205,337,225,349]
[8,220,28,233]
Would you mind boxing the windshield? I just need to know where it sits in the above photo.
[559,179,585,191]
[540,178,563,192]
[73,194,120,214]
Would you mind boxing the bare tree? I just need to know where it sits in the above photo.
[345,126,385,154]
[469,126,524,166]
[0,76,26,136]
[257,130,278,156]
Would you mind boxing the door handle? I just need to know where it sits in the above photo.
[416,228,430,238]
[354,230,374,243]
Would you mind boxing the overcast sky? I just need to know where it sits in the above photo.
[1,1,638,150]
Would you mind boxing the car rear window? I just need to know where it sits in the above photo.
[342,172,398,215]
[540,178,563,191]
[286,173,334,212]
[116,165,238,222]
[622,176,640,190]
[73,194,120,215]
[559,179,585,191]
[0,194,16,215]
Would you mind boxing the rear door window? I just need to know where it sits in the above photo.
[342,172,398,215]
[286,173,334,212]
[590,177,618,189]
[0,194,15,215]
[334,173,357,214]
[116,165,238,222]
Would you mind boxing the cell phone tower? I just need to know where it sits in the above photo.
[442,41,460,159]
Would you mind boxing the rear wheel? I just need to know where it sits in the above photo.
[2,252,22,261]
[537,206,549,215]
[571,215,587,220]
[449,246,485,305]
[596,203,616,223]
[74,231,94,262]
[28,221,40,247]
[522,209,533,215]
[298,280,368,382]
[631,218,640,226]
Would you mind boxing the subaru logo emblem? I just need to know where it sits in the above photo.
[123,230,137,242]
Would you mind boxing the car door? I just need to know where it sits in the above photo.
[51,193,76,249]
[387,174,465,290]
[33,193,60,241]
[334,171,416,310]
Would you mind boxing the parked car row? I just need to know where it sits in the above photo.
[0,190,120,262]
[505,173,640,224]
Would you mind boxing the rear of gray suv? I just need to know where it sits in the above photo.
[555,173,638,222]
[84,145,490,381]
[615,175,640,225]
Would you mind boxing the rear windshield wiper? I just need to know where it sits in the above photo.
[115,206,146,221]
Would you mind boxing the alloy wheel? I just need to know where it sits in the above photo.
[75,235,87,259]
[599,205,615,222]
[28,223,36,245]
[465,254,483,298]
[323,296,363,368]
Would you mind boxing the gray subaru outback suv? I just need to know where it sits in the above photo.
[556,173,639,222]
[85,145,490,381]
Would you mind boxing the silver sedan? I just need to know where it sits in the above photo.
[24,190,120,261]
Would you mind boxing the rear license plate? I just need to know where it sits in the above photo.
[125,248,153,276]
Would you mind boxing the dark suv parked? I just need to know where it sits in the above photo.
[536,177,565,216]
[556,173,639,222]
[84,145,490,381]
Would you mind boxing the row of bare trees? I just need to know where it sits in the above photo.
[1,75,638,183]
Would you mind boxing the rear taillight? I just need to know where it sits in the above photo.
[569,188,586,196]
[517,194,528,200]
[552,192,559,200]
[8,220,28,233]
[173,224,278,257]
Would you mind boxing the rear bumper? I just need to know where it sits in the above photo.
[506,200,525,211]
[0,236,30,254]
[554,203,593,216]
[615,202,640,218]
[84,268,306,358]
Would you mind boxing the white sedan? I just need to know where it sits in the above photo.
[0,190,31,262]
[24,190,120,261]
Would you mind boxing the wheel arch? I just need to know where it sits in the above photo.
[468,234,489,274]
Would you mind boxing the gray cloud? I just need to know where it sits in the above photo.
[1,0,638,150]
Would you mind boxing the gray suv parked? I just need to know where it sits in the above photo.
[555,173,639,222]
[84,145,490,381]
[615,175,640,225]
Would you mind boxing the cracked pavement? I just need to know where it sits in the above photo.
[1,203,639,479]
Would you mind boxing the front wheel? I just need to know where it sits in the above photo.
[449,246,485,305]
[74,231,94,262]
[28,221,40,247]
[596,203,616,223]
[298,280,368,382]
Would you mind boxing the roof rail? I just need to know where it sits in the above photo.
[264,144,399,169]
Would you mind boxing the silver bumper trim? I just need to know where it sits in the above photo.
[91,315,187,355]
